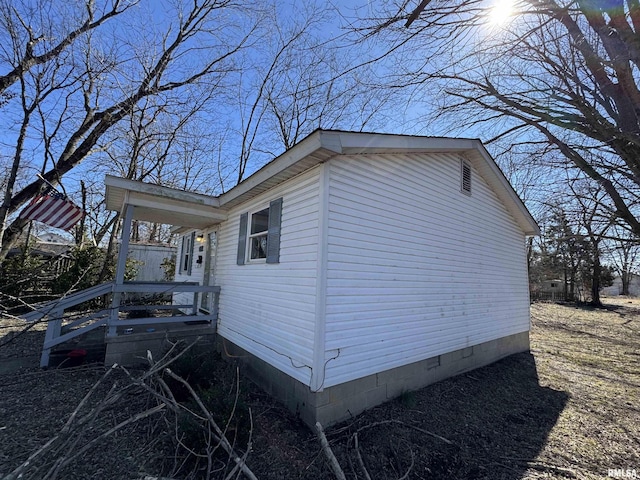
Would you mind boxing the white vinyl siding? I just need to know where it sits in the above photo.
[215,167,321,385]
[322,153,530,388]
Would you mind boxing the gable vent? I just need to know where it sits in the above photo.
[461,160,472,195]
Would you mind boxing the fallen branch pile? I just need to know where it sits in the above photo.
[0,339,257,480]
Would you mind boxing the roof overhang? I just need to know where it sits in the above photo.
[219,130,539,236]
[217,131,342,209]
[103,130,539,236]
[217,130,481,208]
[105,175,228,229]
[455,139,541,236]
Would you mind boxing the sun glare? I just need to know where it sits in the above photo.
[488,0,513,26]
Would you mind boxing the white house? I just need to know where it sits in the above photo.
[104,129,539,427]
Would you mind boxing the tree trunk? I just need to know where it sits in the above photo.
[75,180,87,247]
[0,217,29,262]
[621,269,630,295]
[97,216,121,283]
[526,237,534,272]
[591,242,602,306]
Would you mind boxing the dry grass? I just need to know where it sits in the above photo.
[527,298,640,478]
[0,298,639,479]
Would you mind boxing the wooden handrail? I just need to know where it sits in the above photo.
[22,282,114,322]
[22,282,220,321]
[24,280,221,368]
[115,284,220,294]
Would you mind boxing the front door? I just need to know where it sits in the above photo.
[200,231,217,313]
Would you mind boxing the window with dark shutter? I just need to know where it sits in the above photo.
[461,160,472,195]
[237,197,282,265]
[249,207,269,260]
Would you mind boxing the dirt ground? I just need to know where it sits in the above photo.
[0,298,638,479]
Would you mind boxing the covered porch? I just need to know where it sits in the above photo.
[23,176,228,367]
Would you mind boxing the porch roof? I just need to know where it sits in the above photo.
[105,176,227,229]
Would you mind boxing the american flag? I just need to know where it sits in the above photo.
[19,188,84,231]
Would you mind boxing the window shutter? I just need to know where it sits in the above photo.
[179,236,186,274]
[187,231,195,275]
[266,197,283,264]
[237,212,248,265]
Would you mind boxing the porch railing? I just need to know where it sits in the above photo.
[21,281,220,367]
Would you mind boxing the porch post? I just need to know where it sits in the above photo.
[40,310,63,368]
[108,203,134,337]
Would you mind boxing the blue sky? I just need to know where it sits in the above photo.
[2,0,541,241]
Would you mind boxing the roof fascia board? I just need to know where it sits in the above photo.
[466,140,540,236]
[337,132,478,154]
[105,175,221,208]
[218,130,342,207]
[127,191,228,222]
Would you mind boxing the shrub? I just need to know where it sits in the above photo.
[53,246,114,294]
[0,250,49,302]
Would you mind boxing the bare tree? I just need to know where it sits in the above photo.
[1,0,397,269]
[605,224,640,295]
[228,2,397,185]
[87,94,216,245]
[229,3,346,184]
[0,0,260,261]
[567,181,617,305]
[263,40,391,151]
[351,0,640,237]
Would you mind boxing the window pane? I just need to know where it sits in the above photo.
[250,234,267,259]
[181,235,192,274]
[251,208,269,234]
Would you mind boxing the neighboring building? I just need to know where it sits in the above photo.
[37,232,73,245]
[105,129,539,427]
[541,279,565,293]
[602,274,640,297]
[6,232,73,258]
[530,279,572,302]
[5,233,73,270]
[127,243,177,282]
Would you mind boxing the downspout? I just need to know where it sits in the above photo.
[311,162,330,392]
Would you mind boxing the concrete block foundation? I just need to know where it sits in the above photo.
[105,325,217,367]
[218,330,530,428]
